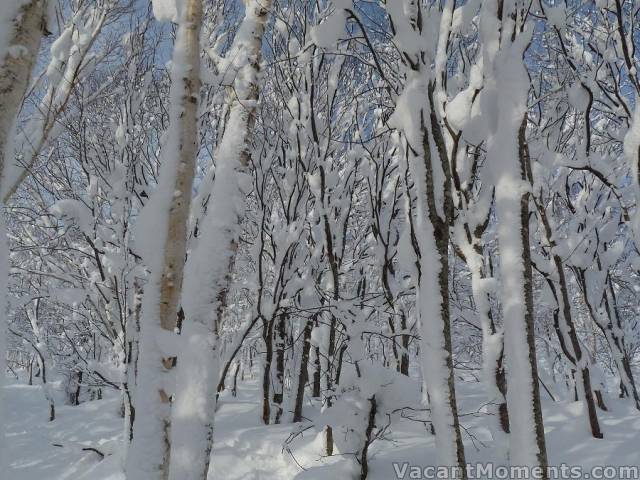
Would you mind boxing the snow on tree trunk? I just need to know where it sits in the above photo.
[405,137,466,473]
[625,57,640,247]
[2,3,108,203]
[27,299,56,421]
[126,1,203,478]
[0,0,46,194]
[385,1,467,473]
[0,209,7,465]
[579,264,640,411]
[625,99,640,404]
[534,202,603,438]
[458,241,510,454]
[480,0,548,470]
[168,1,273,479]
[0,0,46,466]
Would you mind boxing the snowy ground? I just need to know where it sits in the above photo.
[5,376,640,479]
[5,380,123,480]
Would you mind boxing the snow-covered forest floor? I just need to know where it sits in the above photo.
[7,373,640,479]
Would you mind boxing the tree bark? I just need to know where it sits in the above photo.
[126,1,203,478]
[293,320,313,423]
[273,313,286,424]
[0,2,46,457]
[168,2,274,478]
[0,0,46,188]
[533,192,603,438]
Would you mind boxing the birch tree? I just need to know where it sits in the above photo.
[168,1,273,478]
[0,0,47,464]
[384,0,475,473]
[126,1,203,478]
[479,0,548,471]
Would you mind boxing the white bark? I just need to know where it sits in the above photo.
[0,0,46,467]
[2,3,108,203]
[0,0,46,184]
[480,0,548,470]
[168,1,273,479]
[126,1,203,478]
[386,1,467,473]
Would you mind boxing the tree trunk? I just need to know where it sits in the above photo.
[534,194,603,438]
[359,395,377,480]
[492,116,548,470]
[231,362,240,398]
[467,249,510,445]
[404,91,466,475]
[383,2,467,471]
[272,313,286,424]
[262,318,274,425]
[168,2,274,479]
[312,344,321,398]
[124,278,142,443]
[293,320,313,423]
[126,1,203,478]
[72,371,82,406]
[0,1,46,458]
[399,312,410,376]
[0,0,46,191]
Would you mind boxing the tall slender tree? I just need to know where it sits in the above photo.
[126,1,203,478]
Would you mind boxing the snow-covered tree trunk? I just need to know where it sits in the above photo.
[480,0,548,470]
[534,200,603,438]
[578,264,640,410]
[458,239,510,452]
[386,1,467,474]
[27,298,56,421]
[168,1,273,478]
[452,111,510,451]
[2,3,108,203]
[126,1,203,478]
[600,274,640,408]
[0,0,46,466]
[401,106,466,475]
[0,0,46,187]
[625,89,640,408]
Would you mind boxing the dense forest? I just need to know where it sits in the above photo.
[1,1,640,479]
